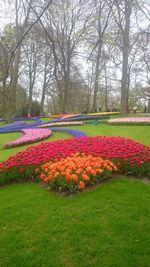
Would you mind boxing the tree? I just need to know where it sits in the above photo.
[0,0,53,121]
[42,0,91,113]
[88,0,113,111]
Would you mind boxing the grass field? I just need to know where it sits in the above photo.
[0,123,149,267]
[0,121,7,127]
[0,180,149,267]
[40,117,53,122]
[70,124,150,145]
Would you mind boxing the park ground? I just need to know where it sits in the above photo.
[0,122,150,267]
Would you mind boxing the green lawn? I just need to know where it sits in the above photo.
[70,124,150,146]
[0,179,149,267]
[40,117,53,122]
[0,123,149,267]
[0,121,7,127]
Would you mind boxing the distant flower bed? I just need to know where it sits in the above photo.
[87,112,120,116]
[4,128,52,148]
[0,118,42,133]
[61,114,82,120]
[0,136,149,185]
[14,117,41,121]
[61,112,120,119]
[55,115,108,122]
[50,127,86,137]
[49,114,68,119]
[40,153,117,193]
[108,117,150,125]
[39,121,84,128]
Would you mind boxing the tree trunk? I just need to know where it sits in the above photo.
[27,62,35,116]
[1,79,7,118]
[148,98,150,113]
[62,74,69,113]
[104,64,108,110]
[62,55,71,113]
[9,46,21,117]
[40,78,47,116]
[28,89,33,116]
[92,42,102,111]
[40,88,46,116]
[120,1,131,115]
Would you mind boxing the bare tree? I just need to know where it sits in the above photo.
[87,0,113,111]
[42,0,91,113]
[40,49,54,115]
[139,26,150,112]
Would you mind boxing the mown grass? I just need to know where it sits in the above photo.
[0,122,7,127]
[70,124,150,146]
[40,117,54,122]
[0,122,150,267]
[0,179,149,267]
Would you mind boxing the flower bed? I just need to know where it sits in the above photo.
[87,112,120,116]
[0,119,42,133]
[40,153,117,192]
[39,121,84,128]
[3,128,52,148]
[54,115,108,122]
[108,117,150,125]
[49,114,69,119]
[0,136,149,185]
[61,114,83,120]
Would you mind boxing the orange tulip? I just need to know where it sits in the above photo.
[82,174,90,181]
[79,181,85,189]
[71,174,78,181]
[40,153,117,192]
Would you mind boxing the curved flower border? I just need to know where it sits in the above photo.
[0,118,42,133]
[4,128,52,148]
[39,121,84,128]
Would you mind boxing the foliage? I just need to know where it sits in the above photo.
[0,85,28,118]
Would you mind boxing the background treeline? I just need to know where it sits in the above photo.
[0,0,150,121]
